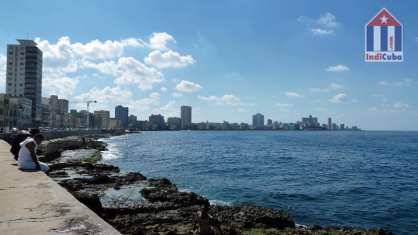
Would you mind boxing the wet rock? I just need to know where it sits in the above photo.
[209,205,295,231]
[56,149,101,164]
[38,136,107,161]
[73,191,104,215]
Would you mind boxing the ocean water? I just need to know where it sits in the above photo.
[102,131,418,234]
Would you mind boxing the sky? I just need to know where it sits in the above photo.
[0,0,417,130]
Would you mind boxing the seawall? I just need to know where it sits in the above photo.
[0,140,121,235]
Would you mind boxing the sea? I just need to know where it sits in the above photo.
[101,131,418,234]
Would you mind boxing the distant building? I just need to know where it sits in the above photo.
[272,121,280,129]
[6,40,43,125]
[69,109,81,129]
[128,114,137,128]
[267,119,273,128]
[301,115,319,129]
[9,97,32,129]
[108,118,120,130]
[94,110,110,129]
[340,124,345,130]
[0,94,10,132]
[167,117,181,130]
[181,106,192,129]
[149,114,166,130]
[41,97,50,127]
[240,123,250,130]
[75,110,94,129]
[46,95,69,128]
[252,113,264,129]
[137,120,151,131]
[115,105,129,129]
[328,117,332,130]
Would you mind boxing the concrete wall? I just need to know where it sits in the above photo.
[0,140,121,235]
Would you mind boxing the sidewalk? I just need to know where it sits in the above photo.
[0,140,121,235]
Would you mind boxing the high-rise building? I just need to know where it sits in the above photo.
[149,114,166,130]
[9,97,32,128]
[301,115,320,129]
[0,94,10,132]
[167,117,181,130]
[94,110,110,129]
[267,119,273,128]
[328,117,332,130]
[252,113,264,129]
[181,106,192,129]
[45,95,69,128]
[6,39,43,125]
[115,105,129,129]
[128,114,137,128]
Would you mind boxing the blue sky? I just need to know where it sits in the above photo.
[0,0,417,130]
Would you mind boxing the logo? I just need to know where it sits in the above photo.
[365,8,403,62]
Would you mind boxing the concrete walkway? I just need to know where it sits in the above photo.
[0,140,121,235]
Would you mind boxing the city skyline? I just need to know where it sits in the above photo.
[0,1,418,130]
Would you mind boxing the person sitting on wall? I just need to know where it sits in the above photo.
[10,128,40,160]
[17,134,49,173]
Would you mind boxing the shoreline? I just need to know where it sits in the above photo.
[39,135,392,235]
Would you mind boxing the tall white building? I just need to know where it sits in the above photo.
[6,39,43,125]
[181,106,192,129]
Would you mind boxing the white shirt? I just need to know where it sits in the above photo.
[18,137,38,165]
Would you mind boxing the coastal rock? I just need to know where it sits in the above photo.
[38,136,107,161]
[43,136,393,235]
[209,205,295,231]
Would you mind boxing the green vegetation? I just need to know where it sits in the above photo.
[83,151,102,164]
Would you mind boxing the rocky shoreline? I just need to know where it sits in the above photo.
[38,136,393,235]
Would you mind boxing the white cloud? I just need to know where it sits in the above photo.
[145,50,195,69]
[85,57,164,90]
[276,103,293,112]
[152,100,178,117]
[370,101,410,112]
[317,12,338,28]
[74,86,132,103]
[172,92,183,98]
[148,32,175,51]
[298,12,339,36]
[73,87,169,118]
[43,76,79,99]
[128,92,161,113]
[310,83,344,92]
[285,91,303,98]
[160,87,167,92]
[175,80,202,93]
[35,36,145,74]
[378,78,416,87]
[32,34,192,97]
[198,94,242,106]
[329,93,347,103]
[312,28,334,36]
[326,64,350,72]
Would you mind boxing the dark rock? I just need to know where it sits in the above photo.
[73,191,104,216]
[209,205,295,230]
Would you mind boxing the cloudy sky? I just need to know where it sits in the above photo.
[0,0,418,130]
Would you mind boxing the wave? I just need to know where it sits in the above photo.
[101,143,122,160]
[209,199,232,206]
